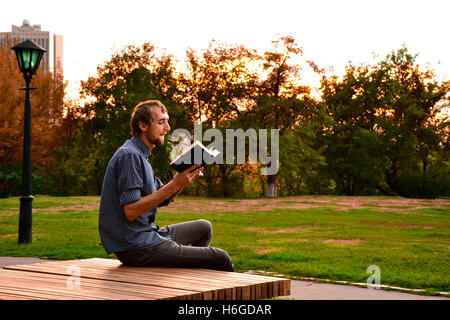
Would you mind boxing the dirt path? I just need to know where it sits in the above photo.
[158,195,449,214]
[3,196,444,215]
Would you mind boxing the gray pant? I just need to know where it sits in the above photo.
[115,219,234,272]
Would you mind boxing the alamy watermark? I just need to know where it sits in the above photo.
[66,265,81,290]
[170,122,280,175]
[366,265,381,290]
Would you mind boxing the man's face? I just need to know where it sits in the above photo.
[140,107,170,147]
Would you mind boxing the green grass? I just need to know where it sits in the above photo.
[0,195,449,295]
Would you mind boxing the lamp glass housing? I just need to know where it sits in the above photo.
[11,39,46,75]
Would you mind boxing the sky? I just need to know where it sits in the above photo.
[1,0,449,99]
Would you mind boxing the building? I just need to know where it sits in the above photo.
[0,19,63,76]
[53,34,63,76]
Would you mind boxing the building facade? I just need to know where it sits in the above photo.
[0,19,63,76]
[53,34,63,76]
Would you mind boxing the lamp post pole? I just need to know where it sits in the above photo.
[18,75,35,244]
[12,39,46,245]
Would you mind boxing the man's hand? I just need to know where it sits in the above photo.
[123,165,204,221]
[171,164,204,189]
[167,165,204,200]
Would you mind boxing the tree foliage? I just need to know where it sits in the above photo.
[240,36,325,197]
[0,40,65,196]
[321,46,449,197]
[176,41,260,197]
[49,43,190,195]
[1,37,448,199]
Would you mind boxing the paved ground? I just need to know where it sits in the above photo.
[0,257,448,300]
[279,278,448,300]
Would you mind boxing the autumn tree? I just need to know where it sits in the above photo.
[177,41,260,197]
[179,41,259,126]
[0,39,65,197]
[55,43,189,195]
[240,35,325,197]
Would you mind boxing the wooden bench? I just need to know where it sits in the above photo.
[0,258,290,300]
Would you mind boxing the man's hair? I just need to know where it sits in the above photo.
[130,100,168,136]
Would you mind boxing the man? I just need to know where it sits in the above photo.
[99,100,234,272]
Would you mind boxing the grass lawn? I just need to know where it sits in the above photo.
[0,195,449,295]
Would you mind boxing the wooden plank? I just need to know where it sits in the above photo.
[47,259,288,299]
[5,269,200,300]
[0,269,200,300]
[0,276,190,301]
[0,269,199,300]
[0,287,75,300]
[4,264,226,300]
[7,261,257,300]
[0,291,45,300]
[0,279,90,300]
[3,258,290,300]
[61,258,290,298]
[0,283,104,300]
[41,260,259,300]
[5,264,217,300]
[49,260,251,300]
[0,271,147,300]
[71,258,291,296]
[128,266,286,298]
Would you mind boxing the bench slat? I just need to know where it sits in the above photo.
[0,269,195,300]
[66,258,290,296]
[43,260,253,299]
[36,258,289,298]
[4,264,219,299]
[2,258,290,300]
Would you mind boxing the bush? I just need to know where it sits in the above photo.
[396,164,450,199]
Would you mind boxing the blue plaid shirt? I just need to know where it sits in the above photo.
[99,136,172,254]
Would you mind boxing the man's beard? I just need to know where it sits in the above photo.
[149,134,164,146]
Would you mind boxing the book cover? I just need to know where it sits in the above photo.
[170,140,220,173]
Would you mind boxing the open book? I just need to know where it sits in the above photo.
[170,140,220,173]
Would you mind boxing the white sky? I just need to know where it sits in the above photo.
[1,0,449,98]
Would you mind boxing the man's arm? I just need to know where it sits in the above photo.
[167,185,183,200]
[123,180,180,221]
[123,165,203,221]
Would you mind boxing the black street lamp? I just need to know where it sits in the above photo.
[11,39,46,244]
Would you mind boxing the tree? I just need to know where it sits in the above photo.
[179,40,259,126]
[177,41,260,197]
[0,39,65,197]
[277,122,330,196]
[320,63,388,195]
[57,43,188,195]
[320,46,449,197]
[241,35,324,197]
[378,47,449,197]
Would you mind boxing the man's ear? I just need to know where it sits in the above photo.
[139,121,148,132]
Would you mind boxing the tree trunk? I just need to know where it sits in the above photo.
[376,184,396,196]
[220,165,229,197]
[267,174,277,198]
